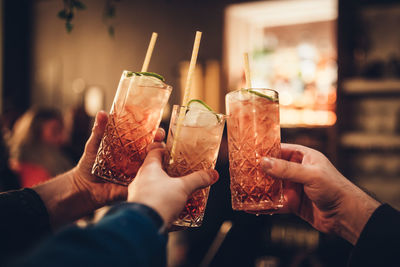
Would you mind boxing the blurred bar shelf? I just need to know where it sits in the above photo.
[342,78,400,95]
[341,132,400,149]
[355,177,400,210]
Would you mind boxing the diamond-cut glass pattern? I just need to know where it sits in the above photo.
[92,106,159,186]
[166,149,214,227]
[91,73,171,186]
[227,92,283,212]
[165,108,225,227]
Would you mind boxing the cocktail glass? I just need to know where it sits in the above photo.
[164,105,226,227]
[226,88,283,214]
[92,71,172,186]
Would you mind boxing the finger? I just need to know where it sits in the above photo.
[84,111,108,155]
[180,170,219,195]
[146,142,165,153]
[281,143,310,153]
[261,157,314,185]
[154,128,165,142]
[281,143,323,161]
[276,181,303,214]
[280,143,306,163]
[142,147,165,167]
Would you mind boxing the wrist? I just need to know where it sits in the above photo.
[334,190,380,245]
[70,167,102,211]
[33,170,95,229]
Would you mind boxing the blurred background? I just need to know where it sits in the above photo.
[1,0,400,266]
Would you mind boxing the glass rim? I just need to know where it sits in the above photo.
[226,87,278,97]
[172,104,227,118]
[122,70,172,92]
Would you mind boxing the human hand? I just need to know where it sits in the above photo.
[127,146,219,225]
[71,111,166,211]
[261,143,380,245]
[34,111,166,228]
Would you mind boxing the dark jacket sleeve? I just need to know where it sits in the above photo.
[348,204,400,267]
[0,188,51,262]
[11,203,167,267]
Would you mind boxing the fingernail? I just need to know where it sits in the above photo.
[208,170,219,182]
[261,158,273,170]
[94,112,102,127]
[94,111,107,128]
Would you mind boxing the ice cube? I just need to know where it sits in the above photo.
[137,75,166,88]
[234,90,252,101]
[183,108,218,127]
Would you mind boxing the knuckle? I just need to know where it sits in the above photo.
[279,160,291,177]
[311,167,325,180]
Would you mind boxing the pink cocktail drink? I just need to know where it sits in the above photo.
[164,105,225,227]
[226,88,283,213]
[92,71,171,186]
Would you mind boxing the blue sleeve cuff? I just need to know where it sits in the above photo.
[106,202,166,235]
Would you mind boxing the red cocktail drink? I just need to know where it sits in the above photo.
[92,71,171,185]
[164,104,226,227]
[226,88,283,214]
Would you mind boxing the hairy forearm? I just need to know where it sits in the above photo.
[32,169,96,229]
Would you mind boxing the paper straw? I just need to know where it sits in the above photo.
[169,31,202,163]
[181,31,202,105]
[243,52,252,88]
[141,32,158,72]
[200,221,233,267]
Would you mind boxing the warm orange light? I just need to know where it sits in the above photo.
[281,108,336,127]
[225,0,338,127]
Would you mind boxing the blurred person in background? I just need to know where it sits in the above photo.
[0,119,20,192]
[8,107,73,187]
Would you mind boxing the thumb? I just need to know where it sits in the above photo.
[180,169,219,195]
[84,111,108,155]
[261,157,314,185]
